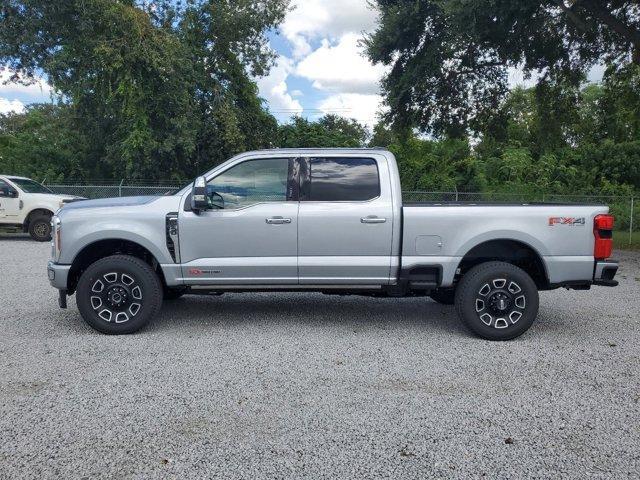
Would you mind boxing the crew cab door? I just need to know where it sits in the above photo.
[178,157,298,285]
[0,180,20,221]
[297,156,394,284]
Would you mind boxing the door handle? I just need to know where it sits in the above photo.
[361,216,387,224]
[266,217,292,225]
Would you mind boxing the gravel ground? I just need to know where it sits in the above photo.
[0,234,639,479]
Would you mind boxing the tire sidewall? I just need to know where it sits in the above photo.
[456,262,539,341]
[76,256,162,334]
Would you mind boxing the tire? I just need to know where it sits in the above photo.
[28,214,52,242]
[76,255,163,334]
[430,288,455,305]
[455,261,539,341]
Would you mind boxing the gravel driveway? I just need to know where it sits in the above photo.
[1,235,639,479]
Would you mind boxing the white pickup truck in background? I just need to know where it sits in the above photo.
[0,175,82,241]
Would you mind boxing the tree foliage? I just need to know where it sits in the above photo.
[277,115,368,148]
[0,0,288,180]
[365,0,640,137]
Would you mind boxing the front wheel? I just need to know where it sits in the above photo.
[29,214,52,241]
[76,255,163,334]
[455,261,539,341]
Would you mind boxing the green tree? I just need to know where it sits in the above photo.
[277,115,368,148]
[0,104,86,181]
[0,0,289,180]
[365,1,640,137]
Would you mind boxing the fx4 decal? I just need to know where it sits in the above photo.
[548,217,586,227]
[188,268,221,275]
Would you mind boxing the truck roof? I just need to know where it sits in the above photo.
[240,147,392,156]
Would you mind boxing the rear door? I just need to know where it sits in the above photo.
[297,156,394,284]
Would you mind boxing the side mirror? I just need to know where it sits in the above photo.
[0,187,16,198]
[191,176,209,211]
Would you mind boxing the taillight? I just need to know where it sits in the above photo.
[593,214,614,260]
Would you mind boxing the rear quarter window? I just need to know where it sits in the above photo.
[303,157,380,202]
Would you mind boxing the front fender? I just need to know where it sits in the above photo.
[23,205,56,223]
[59,226,171,266]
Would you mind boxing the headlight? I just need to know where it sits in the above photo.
[51,216,62,261]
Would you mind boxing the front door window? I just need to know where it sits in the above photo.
[207,158,290,209]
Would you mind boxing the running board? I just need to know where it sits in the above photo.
[189,284,384,292]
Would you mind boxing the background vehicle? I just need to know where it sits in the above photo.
[47,149,618,340]
[0,175,83,241]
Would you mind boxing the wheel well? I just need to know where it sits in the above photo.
[67,239,165,294]
[457,239,548,289]
[23,208,54,230]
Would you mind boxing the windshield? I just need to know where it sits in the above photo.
[9,178,53,194]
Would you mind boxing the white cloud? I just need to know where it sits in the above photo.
[256,57,303,115]
[282,0,378,58]
[296,33,387,95]
[0,70,52,99]
[0,98,25,114]
[266,0,384,126]
[318,93,384,127]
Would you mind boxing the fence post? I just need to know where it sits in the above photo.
[119,179,124,197]
[630,196,635,247]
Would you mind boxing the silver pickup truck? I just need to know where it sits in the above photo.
[47,148,618,340]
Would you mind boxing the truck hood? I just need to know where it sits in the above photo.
[60,195,160,211]
[29,193,84,204]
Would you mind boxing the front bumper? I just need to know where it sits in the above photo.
[47,261,71,290]
[593,259,618,287]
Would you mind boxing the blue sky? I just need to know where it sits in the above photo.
[0,0,604,126]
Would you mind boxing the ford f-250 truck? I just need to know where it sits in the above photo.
[0,175,82,241]
[47,149,618,340]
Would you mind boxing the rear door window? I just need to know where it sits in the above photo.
[302,157,380,202]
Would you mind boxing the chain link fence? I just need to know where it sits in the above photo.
[43,182,638,248]
[44,180,184,199]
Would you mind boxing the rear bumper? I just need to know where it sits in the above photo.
[47,261,71,290]
[593,259,618,287]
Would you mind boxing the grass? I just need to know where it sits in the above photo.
[613,230,640,251]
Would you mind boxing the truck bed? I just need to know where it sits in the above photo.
[400,203,610,288]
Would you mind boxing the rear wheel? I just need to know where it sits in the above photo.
[455,261,539,341]
[430,288,455,305]
[76,255,162,334]
[28,214,52,242]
